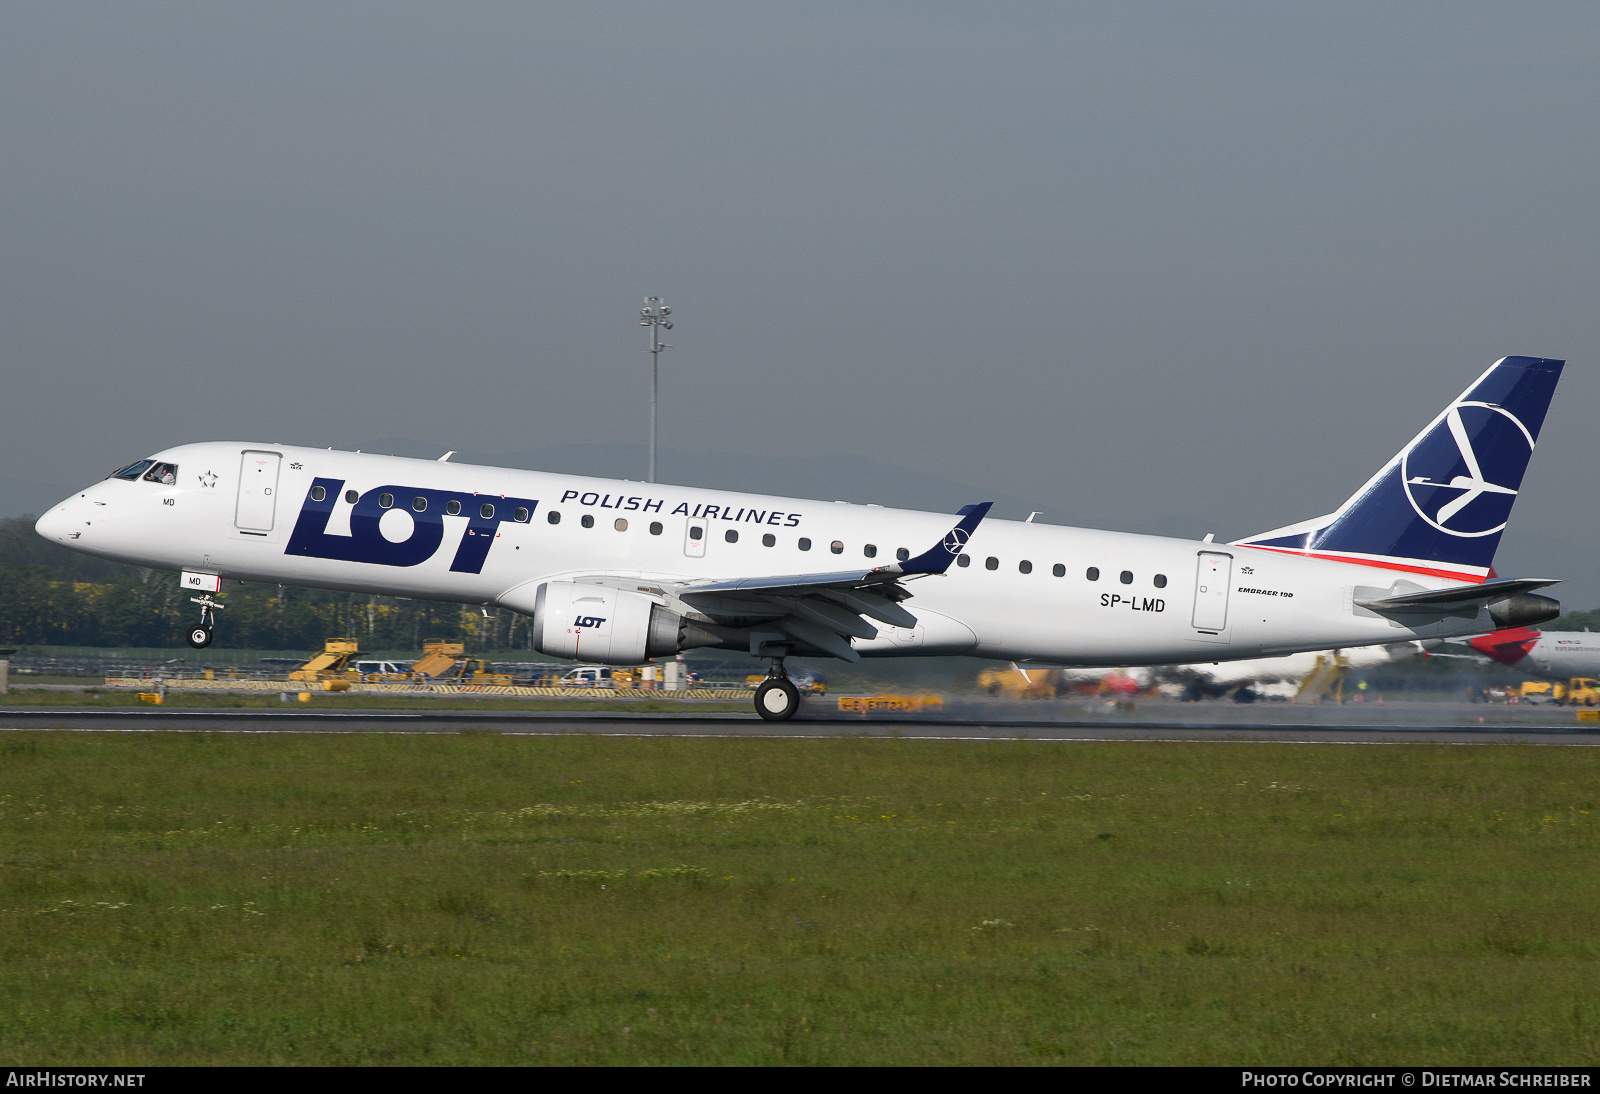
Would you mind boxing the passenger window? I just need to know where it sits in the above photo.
[547,511,561,525]
[896,548,910,561]
[1154,574,1167,588]
[447,500,462,516]
[650,522,663,535]
[345,490,359,504]
[1052,564,1065,577]
[985,556,999,570]
[513,507,529,522]
[1018,560,1032,574]
[614,518,628,531]
[109,460,155,481]
[379,493,394,509]
[580,514,594,528]
[762,533,776,546]
[143,463,178,485]
[725,529,739,543]
[957,554,971,568]
[690,525,704,540]
[480,503,495,519]
[864,544,877,558]
[1120,571,1133,584]
[830,541,844,554]
[1086,567,1100,581]
[798,537,812,551]
[310,486,326,503]
[412,497,427,512]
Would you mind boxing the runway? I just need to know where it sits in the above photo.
[2,705,1599,745]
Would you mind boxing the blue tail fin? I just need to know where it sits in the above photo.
[1233,356,1563,580]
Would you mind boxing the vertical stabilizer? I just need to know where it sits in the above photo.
[1232,356,1563,581]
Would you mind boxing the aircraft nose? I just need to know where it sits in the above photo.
[35,497,87,544]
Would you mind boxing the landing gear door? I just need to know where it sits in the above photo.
[235,450,281,533]
[1191,551,1233,637]
[684,518,707,558]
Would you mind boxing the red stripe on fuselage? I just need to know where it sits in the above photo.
[1236,545,1488,584]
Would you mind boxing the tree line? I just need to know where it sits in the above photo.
[0,516,534,652]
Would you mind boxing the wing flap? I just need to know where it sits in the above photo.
[675,502,992,660]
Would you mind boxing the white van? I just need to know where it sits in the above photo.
[558,666,612,686]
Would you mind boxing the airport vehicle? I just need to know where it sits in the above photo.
[353,659,410,677]
[408,640,467,679]
[35,356,1566,721]
[1517,677,1600,705]
[403,639,510,684]
[287,639,359,682]
[559,666,612,686]
[1470,627,1600,680]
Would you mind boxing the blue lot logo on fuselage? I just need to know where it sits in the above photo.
[286,478,539,573]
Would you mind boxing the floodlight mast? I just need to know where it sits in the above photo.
[640,297,672,483]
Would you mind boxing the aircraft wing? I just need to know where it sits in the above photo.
[673,503,992,662]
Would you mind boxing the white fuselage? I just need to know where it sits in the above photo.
[35,442,1509,666]
[1511,633,1600,680]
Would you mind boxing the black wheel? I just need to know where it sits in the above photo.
[186,625,213,649]
[754,677,800,721]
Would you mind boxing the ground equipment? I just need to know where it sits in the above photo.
[288,639,360,682]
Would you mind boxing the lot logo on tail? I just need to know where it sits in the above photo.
[1401,401,1533,538]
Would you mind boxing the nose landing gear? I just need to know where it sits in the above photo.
[186,594,224,650]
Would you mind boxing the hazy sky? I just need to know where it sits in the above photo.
[5,2,1599,598]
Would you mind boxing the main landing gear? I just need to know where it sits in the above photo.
[754,657,801,722]
[186,594,225,650]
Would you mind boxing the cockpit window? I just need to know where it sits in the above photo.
[109,460,155,481]
[142,462,178,485]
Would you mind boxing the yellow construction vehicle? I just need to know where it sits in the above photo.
[288,639,360,682]
[977,665,1062,700]
[1294,653,1350,705]
[408,640,511,685]
[409,640,465,678]
[1520,678,1600,705]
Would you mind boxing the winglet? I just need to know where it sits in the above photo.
[893,502,993,576]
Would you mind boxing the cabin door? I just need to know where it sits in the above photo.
[235,450,282,533]
[1191,551,1233,633]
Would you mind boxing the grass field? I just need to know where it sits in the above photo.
[0,731,1596,1066]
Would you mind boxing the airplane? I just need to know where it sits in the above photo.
[1164,640,1438,700]
[1469,626,1600,680]
[1015,639,1435,700]
[34,355,1565,721]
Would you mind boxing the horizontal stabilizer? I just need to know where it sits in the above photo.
[1356,577,1560,612]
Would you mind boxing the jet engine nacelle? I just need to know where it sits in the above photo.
[1488,593,1561,630]
[501,580,682,665]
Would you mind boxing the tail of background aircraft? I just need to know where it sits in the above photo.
[1233,356,1564,582]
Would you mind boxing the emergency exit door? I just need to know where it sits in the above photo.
[683,518,706,557]
[1191,551,1232,633]
[235,450,281,533]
